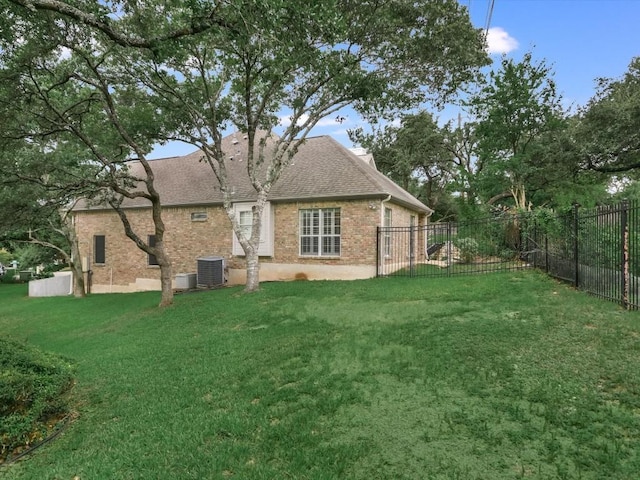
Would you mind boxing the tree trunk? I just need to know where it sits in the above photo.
[159,262,173,307]
[67,216,86,297]
[110,201,173,307]
[156,244,173,307]
[511,183,529,211]
[70,258,86,297]
[245,249,260,292]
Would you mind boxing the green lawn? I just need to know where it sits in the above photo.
[1,271,640,479]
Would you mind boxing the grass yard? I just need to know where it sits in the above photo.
[1,271,640,479]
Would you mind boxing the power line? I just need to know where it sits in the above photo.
[484,0,495,36]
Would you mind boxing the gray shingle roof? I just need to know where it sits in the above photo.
[78,133,432,214]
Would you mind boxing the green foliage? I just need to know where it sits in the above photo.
[0,249,11,265]
[452,211,527,260]
[0,0,489,294]
[0,337,74,463]
[0,269,17,284]
[453,237,479,263]
[470,52,567,209]
[574,57,640,173]
[12,244,56,271]
[351,111,457,217]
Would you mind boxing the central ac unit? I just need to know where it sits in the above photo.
[197,256,225,287]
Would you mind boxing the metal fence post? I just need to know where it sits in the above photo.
[409,224,415,278]
[573,203,580,287]
[545,234,549,274]
[621,200,630,310]
[376,226,381,277]
[447,222,452,277]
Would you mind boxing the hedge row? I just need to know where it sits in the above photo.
[0,337,75,463]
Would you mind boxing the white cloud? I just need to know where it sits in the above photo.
[486,27,519,55]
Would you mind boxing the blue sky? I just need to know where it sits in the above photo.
[150,0,640,158]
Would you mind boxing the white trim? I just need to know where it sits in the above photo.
[232,202,274,256]
[299,208,341,257]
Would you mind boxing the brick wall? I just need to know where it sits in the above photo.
[73,198,426,288]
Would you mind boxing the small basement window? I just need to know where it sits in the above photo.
[191,212,208,222]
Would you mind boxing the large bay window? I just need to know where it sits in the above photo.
[299,208,341,256]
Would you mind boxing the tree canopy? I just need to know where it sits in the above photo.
[574,57,640,174]
[351,51,625,219]
[1,0,490,295]
[469,53,567,210]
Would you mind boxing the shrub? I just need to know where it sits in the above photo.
[0,337,74,462]
[499,248,517,261]
[454,237,479,263]
[0,269,18,284]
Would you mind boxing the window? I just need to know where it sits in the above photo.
[191,212,208,222]
[232,202,274,256]
[94,235,105,264]
[148,235,159,266]
[299,208,341,256]
[238,210,253,239]
[384,208,392,256]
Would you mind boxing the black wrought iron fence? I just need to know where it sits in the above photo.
[531,201,640,310]
[377,213,537,278]
[377,200,640,310]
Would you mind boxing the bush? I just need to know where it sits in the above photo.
[454,237,479,263]
[0,337,74,462]
[0,269,18,284]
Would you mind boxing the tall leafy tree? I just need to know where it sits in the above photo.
[4,0,489,293]
[439,118,484,218]
[470,53,566,210]
[574,56,640,174]
[0,143,91,297]
[0,10,177,305]
[351,111,456,219]
[134,0,488,291]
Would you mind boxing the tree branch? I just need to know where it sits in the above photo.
[9,0,234,49]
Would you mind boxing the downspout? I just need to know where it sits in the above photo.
[380,194,392,225]
[423,207,435,262]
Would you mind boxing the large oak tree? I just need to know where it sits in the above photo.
[3,0,489,294]
[575,57,640,174]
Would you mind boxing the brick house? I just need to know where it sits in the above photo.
[73,133,433,292]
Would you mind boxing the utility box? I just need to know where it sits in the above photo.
[197,257,225,287]
[175,273,197,290]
